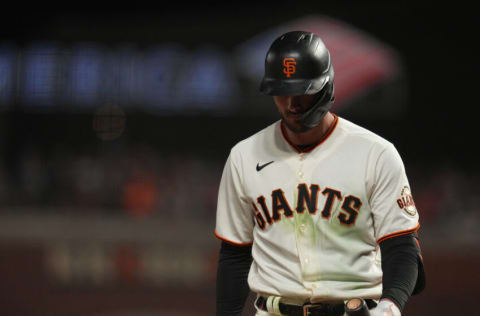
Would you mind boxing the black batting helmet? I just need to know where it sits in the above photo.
[260,31,335,128]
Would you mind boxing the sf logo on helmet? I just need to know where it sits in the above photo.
[283,57,296,78]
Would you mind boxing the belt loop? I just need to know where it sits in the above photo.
[266,296,283,315]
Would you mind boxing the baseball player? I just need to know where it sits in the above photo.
[215,31,425,316]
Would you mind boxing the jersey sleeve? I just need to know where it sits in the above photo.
[215,149,254,246]
[369,143,420,243]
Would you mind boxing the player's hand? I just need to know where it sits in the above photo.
[369,299,401,316]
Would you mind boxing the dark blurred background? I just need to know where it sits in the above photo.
[0,3,477,316]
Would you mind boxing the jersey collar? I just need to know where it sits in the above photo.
[280,114,339,154]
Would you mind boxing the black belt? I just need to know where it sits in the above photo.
[256,296,376,316]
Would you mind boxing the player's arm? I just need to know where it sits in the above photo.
[216,241,253,316]
[373,232,425,315]
[368,143,426,315]
[215,149,255,316]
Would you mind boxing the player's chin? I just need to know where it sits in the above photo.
[282,118,310,134]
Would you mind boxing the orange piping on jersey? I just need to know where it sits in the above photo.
[214,230,253,246]
[377,223,421,244]
[280,114,339,153]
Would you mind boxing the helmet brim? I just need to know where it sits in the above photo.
[259,76,329,96]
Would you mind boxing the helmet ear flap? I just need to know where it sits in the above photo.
[299,80,335,129]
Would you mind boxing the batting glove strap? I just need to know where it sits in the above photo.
[369,300,401,316]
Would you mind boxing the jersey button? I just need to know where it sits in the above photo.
[304,258,309,264]
[300,224,306,232]
[298,171,304,178]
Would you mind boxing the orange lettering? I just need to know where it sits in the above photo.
[283,57,296,78]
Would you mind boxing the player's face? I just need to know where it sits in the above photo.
[273,94,318,133]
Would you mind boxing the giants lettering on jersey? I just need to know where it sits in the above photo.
[252,183,362,230]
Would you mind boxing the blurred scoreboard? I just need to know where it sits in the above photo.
[0,42,241,115]
[0,14,407,121]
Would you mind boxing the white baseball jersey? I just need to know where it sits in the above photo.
[215,114,419,304]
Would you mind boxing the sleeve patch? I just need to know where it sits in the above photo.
[396,186,417,216]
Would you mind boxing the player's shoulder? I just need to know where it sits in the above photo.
[230,120,279,156]
[337,116,394,149]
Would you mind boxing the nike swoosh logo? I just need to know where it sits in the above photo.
[256,161,274,172]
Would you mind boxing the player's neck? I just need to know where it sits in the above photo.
[285,112,335,147]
